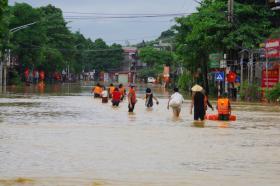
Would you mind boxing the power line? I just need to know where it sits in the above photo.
[63,12,191,16]
[66,19,175,23]
[105,35,160,43]
[63,13,191,20]
[193,0,202,5]
[16,45,123,52]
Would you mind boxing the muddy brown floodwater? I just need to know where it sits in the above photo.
[0,83,279,186]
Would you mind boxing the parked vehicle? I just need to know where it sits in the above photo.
[147,77,156,83]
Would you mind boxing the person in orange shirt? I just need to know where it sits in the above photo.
[119,84,126,101]
[128,84,137,113]
[108,83,115,98]
[92,83,103,98]
[217,93,231,121]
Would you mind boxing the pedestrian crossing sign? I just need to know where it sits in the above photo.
[215,72,225,81]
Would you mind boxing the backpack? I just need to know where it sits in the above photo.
[169,94,182,107]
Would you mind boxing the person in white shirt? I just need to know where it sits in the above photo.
[101,86,109,103]
[167,87,184,117]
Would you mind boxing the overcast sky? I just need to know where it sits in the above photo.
[9,0,197,45]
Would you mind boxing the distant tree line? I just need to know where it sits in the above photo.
[0,2,123,83]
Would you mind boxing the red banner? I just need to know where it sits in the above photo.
[226,71,237,83]
[261,68,279,88]
[265,39,280,58]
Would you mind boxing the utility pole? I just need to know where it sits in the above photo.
[248,52,253,85]
[228,0,234,23]
[240,53,244,88]
[224,0,234,95]
[250,52,254,84]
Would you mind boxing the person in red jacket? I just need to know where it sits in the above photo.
[112,87,122,107]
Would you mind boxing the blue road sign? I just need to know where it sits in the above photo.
[236,76,241,83]
[215,71,225,81]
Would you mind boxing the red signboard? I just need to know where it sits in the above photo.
[265,39,280,58]
[261,68,279,88]
[226,71,237,83]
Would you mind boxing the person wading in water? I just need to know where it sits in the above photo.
[128,84,137,113]
[217,93,231,121]
[92,83,103,98]
[190,84,207,121]
[112,87,122,107]
[101,86,109,103]
[144,88,159,108]
[167,87,184,117]
[119,84,126,101]
[108,83,115,98]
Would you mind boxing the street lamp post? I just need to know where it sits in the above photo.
[1,22,37,89]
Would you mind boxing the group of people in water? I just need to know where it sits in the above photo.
[92,83,232,121]
[188,84,232,121]
[167,84,232,121]
[92,83,139,113]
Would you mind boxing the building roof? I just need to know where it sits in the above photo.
[122,47,138,53]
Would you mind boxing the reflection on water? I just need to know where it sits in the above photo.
[192,121,205,128]
[0,83,279,186]
[0,178,35,185]
[218,122,229,128]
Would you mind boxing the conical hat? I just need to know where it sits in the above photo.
[191,84,203,92]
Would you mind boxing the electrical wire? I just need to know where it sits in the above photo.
[14,45,124,52]
[63,12,191,16]
[63,13,191,20]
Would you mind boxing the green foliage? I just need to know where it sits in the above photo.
[177,70,192,92]
[223,2,273,49]
[0,0,7,15]
[270,28,280,39]
[159,29,175,39]
[0,2,123,82]
[175,0,229,92]
[135,28,175,49]
[139,47,160,67]
[138,47,173,79]
[265,83,280,102]
[0,0,8,53]
[139,47,173,67]
[174,0,278,92]
[240,81,262,101]
[137,66,161,80]
[9,69,22,85]
[86,39,123,71]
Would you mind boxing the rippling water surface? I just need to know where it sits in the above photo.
[0,83,279,186]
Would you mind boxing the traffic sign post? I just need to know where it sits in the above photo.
[209,53,223,68]
[215,71,225,81]
[220,60,227,68]
[215,71,225,97]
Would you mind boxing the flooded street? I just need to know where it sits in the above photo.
[0,83,279,186]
